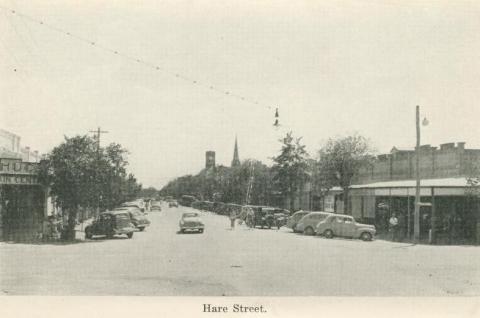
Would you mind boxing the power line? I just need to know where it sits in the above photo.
[0,5,274,110]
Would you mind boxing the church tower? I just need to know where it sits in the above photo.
[231,136,240,167]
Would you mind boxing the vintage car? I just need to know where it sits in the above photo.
[121,200,145,212]
[272,208,290,229]
[250,206,275,229]
[169,200,179,208]
[179,195,198,207]
[115,207,150,231]
[296,211,332,235]
[316,214,376,241]
[85,211,136,239]
[150,202,162,211]
[179,212,204,233]
[286,210,311,232]
[213,202,226,215]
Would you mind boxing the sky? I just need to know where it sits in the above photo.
[1,0,480,188]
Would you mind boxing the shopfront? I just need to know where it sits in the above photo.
[0,158,47,241]
[348,178,480,244]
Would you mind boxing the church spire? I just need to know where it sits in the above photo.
[231,136,240,167]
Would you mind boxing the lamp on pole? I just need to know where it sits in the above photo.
[414,106,428,242]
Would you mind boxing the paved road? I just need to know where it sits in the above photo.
[1,204,479,295]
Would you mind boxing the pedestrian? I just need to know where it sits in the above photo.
[389,213,399,241]
[229,209,236,230]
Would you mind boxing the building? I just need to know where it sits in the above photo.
[346,142,480,244]
[0,129,48,241]
[231,136,240,167]
[205,151,216,169]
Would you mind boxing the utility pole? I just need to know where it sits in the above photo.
[245,162,255,205]
[414,106,421,242]
[89,127,108,217]
[89,127,109,154]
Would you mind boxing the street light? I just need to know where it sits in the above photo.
[414,105,428,242]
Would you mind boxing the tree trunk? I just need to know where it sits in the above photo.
[63,207,78,241]
[343,187,350,215]
[289,191,295,212]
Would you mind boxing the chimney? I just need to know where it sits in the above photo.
[440,142,455,151]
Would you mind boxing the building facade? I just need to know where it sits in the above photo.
[346,142,480,244]
[0,129,48,241]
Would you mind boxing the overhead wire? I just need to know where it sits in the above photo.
[0,5,273,111]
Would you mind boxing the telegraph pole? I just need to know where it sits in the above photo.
[89,127,109,154]
[89,127,108,217]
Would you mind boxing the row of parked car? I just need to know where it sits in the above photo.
[84,199,153,240]
[181,197,376,241]
[286,210,376,241]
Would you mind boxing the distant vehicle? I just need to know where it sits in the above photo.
[121,201,145,212]
[179,195,198,207]
[296,211,332,235]
[250,206,275,229]
[271,208,290,229]
[286,210,310,232]
[179,212,204,233]
[115,207,150,231]
[169,200,179,208]
[316,214,376,241]
[85,211,135,239]
[150,202,162,211]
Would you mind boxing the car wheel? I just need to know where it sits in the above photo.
[360,232,372,241]
[138,227,145,232]
[292,225,297,233]
[199,229,204,234]
[179,229,185,234]
[304,227,315,236]
[127,232,133,239]
[106,231,114,239]
[324,229,334,239]
[85,228,92,239]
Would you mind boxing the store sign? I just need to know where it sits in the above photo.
[0,158,38,175]
[0,158,40,185]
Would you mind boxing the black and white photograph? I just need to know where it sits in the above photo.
[0,1,479,315]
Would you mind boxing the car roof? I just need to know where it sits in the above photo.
[101,210,130,215]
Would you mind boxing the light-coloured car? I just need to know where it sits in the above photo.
[179,212,204,233]
[296,212,332,235]
[286,210,310,232]
[316,214,376,241]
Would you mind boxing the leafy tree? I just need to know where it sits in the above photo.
[317,134,375,214]
[271,132,309,212]
[39,135,141,240]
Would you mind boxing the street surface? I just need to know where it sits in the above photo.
[1,204,479,296]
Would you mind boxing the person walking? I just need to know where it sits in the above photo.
[389,213,399,241]
[229,209,236,230]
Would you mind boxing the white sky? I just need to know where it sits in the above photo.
[1,0,480,188]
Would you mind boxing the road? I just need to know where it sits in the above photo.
[1,204,479,296]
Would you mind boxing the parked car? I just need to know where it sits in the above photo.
[169,200,179,208]
[296,211,332,235]
[179,195,198,207]
[179,212,204,233]
[272,208,290,229]
[150,202,162,211]
[115,207,150,231]
[85,211,136,239]
[286,210,310,232]
[250,206,275,229]
[316,214,376,241]
[121,201,145,212]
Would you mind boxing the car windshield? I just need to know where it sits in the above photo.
[115,213,130,220]
[132,211,143,217]
[183,213,198,218]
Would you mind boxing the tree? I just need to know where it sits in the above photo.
[317,134,375,214]
[271,132,309,211]
[39,135,140,240]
